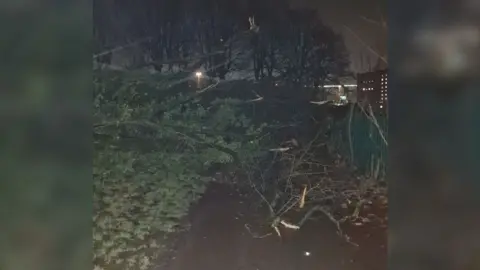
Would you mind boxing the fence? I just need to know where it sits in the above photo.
[329,104,388,178]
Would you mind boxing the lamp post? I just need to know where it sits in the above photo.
[195,71,203,89]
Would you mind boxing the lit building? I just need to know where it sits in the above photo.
[357,69,388,114]
[319,76,357,105]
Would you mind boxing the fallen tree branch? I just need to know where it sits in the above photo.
[296,205,358,247]
[244,223,273,239]
[94,120,241,163]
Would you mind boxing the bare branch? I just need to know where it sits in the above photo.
[360,16,384,27]
[343,25,387,64]
[93,37,152,59]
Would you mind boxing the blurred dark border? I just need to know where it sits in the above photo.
[389,0,480,269]
[0,1,91,270]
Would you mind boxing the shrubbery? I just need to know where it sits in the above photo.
[93,70,266,270]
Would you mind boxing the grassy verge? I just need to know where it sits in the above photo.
[93,70,266,270]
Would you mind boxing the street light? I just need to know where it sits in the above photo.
[195,71,203,88]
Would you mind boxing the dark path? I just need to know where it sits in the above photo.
[165,183,387,270]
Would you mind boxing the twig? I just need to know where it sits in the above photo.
[275,195,297,216]
[288,171,329,177]
[246,91,264,102]
[245,172,276,217]
[310,100,329,105]
[196,81,220,94]
[280,220,300,230]
[360,16,384,27]
[294,129,322,169]
[299,185,307,208]
[359,13,388,30]
[276,184,320,217]
[296,205,358,247]
[269,147,291,152]
[244,223,273,239]
[355,104,387,146]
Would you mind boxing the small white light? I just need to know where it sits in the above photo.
[304,251,311,256]
[195,71,203,78]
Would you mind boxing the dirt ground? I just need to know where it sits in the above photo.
[161,183,387,270]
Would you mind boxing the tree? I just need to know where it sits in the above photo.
[93,0,350,83]
[270,8,350,85]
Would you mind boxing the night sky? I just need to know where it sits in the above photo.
[290,0,387,73]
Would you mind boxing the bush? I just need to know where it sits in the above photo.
[93,70,266,270]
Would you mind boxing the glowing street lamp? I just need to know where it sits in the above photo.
[195,71,203,88]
